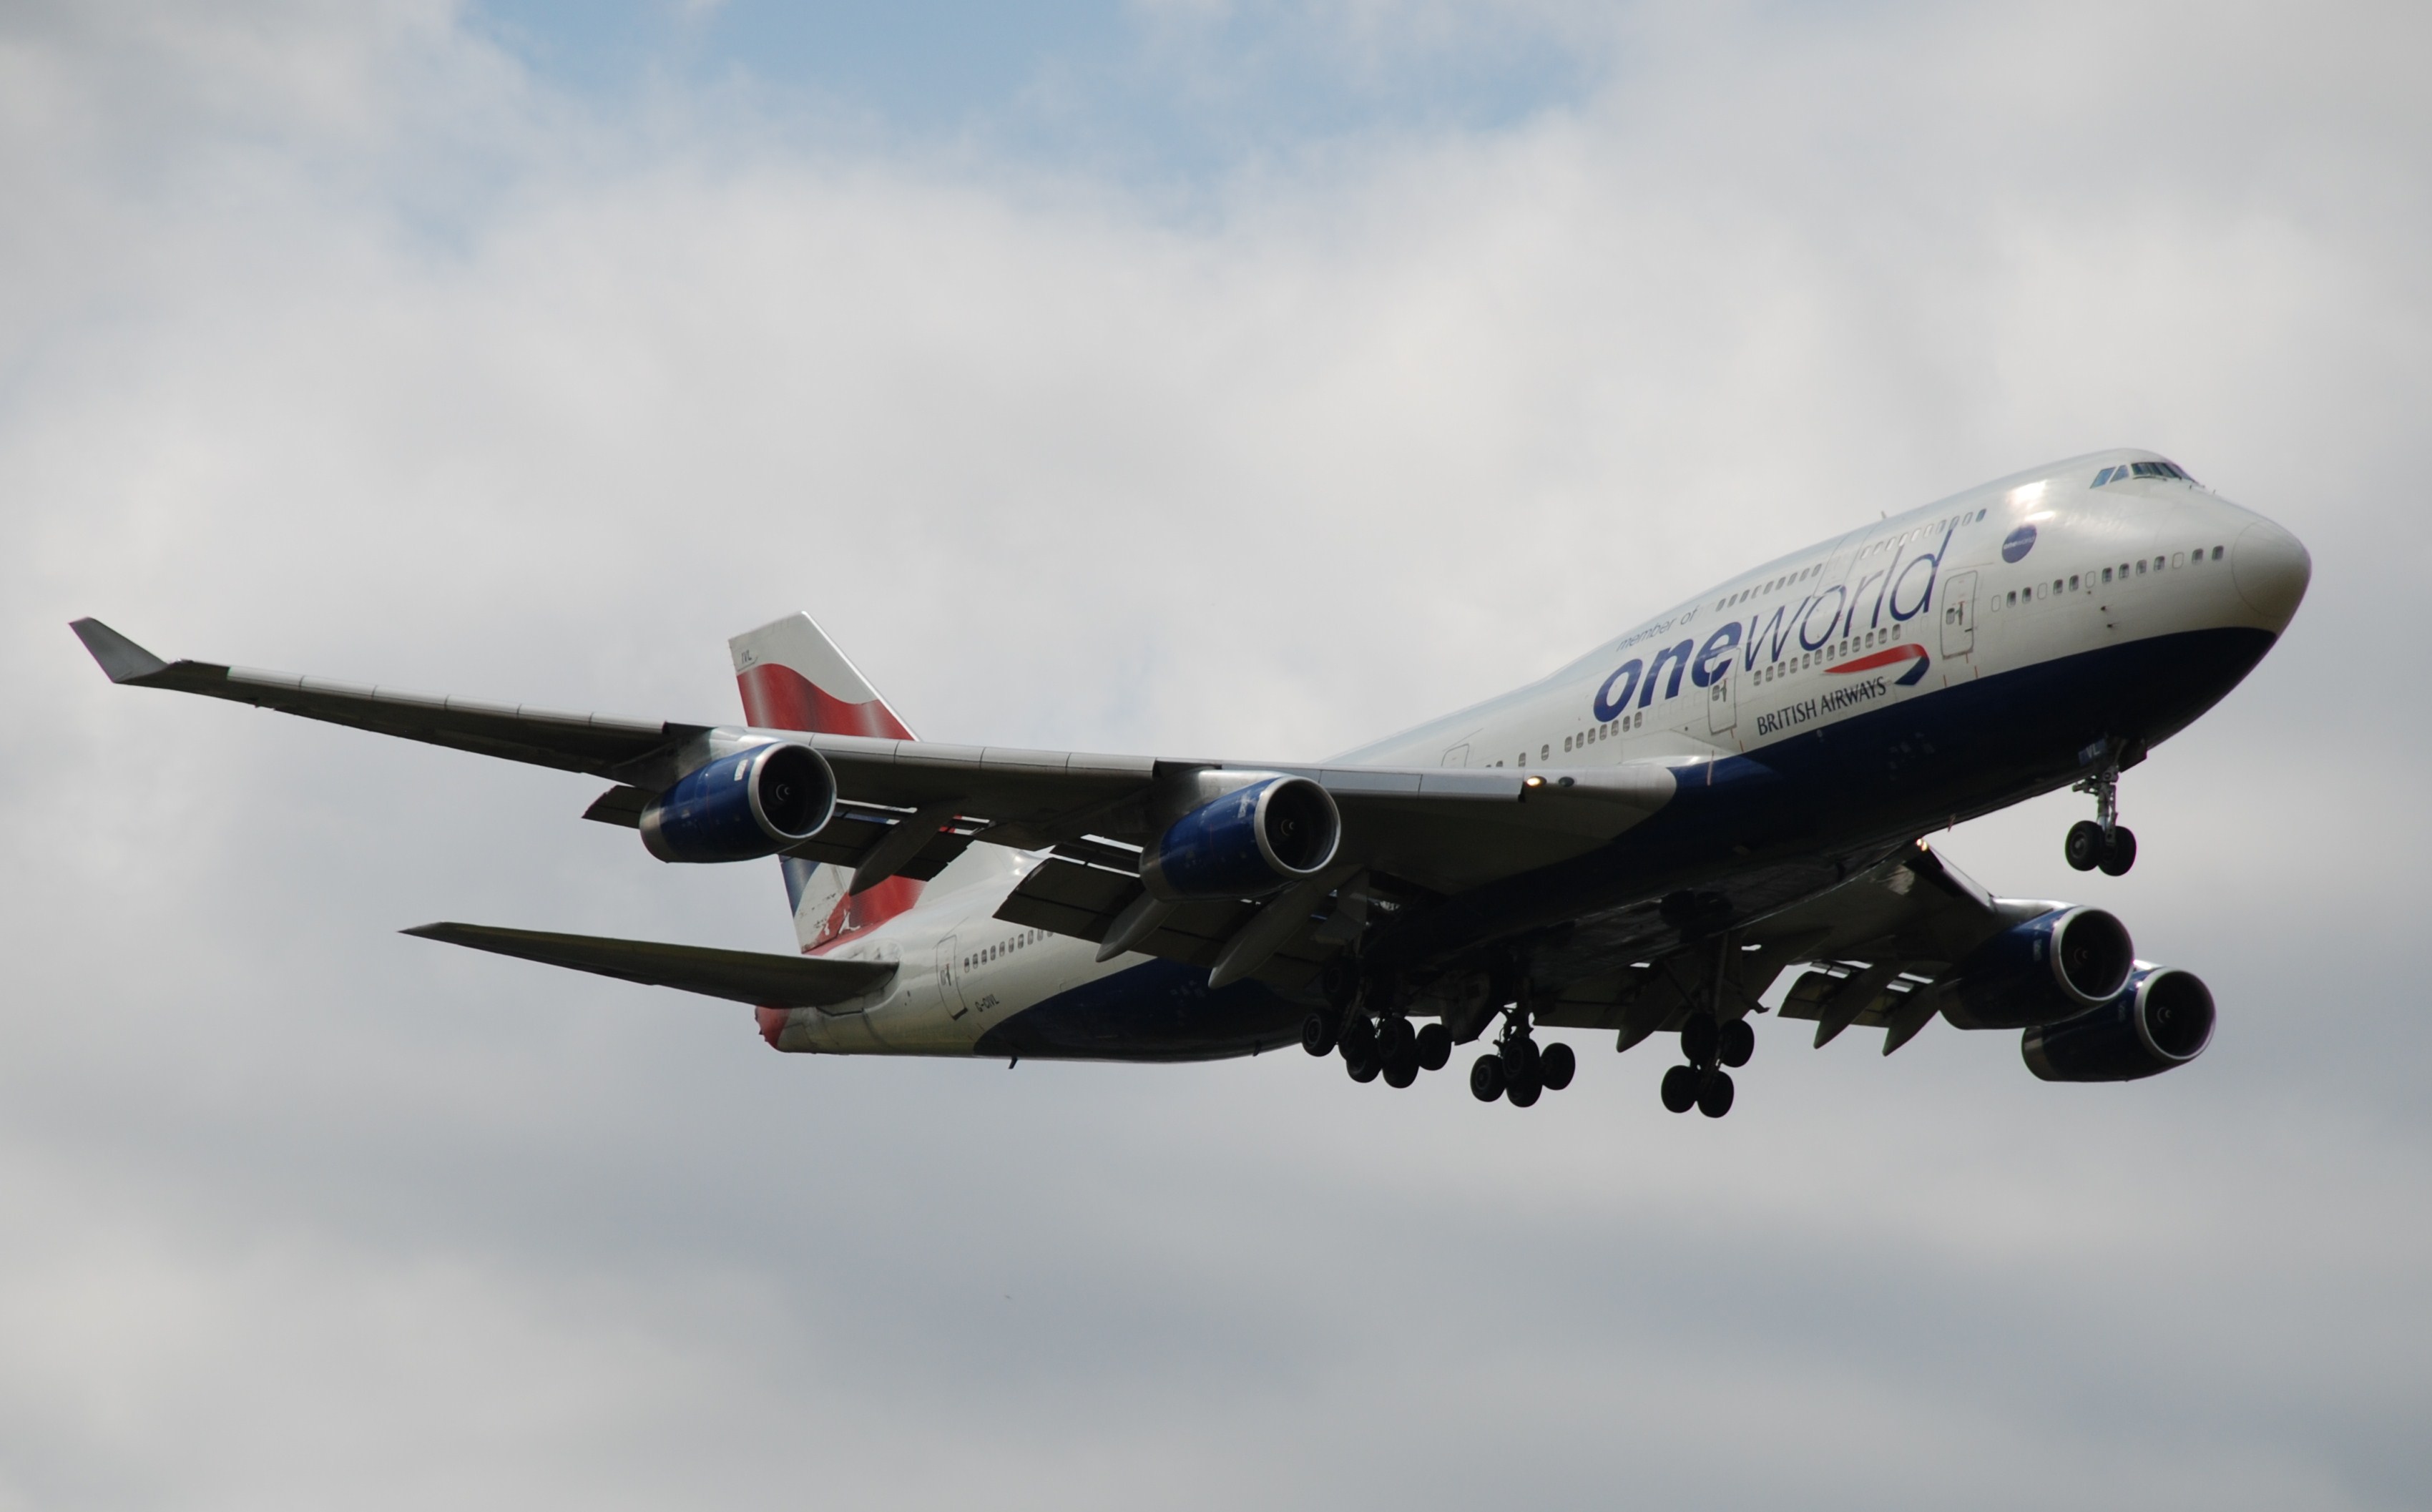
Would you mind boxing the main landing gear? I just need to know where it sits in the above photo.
[2066,763,2137,876]
[1468,1011,1575,1109]
[1306,964,1572,1107]
[1659,1012,1752,1119]
[1303,1007,1450,1089]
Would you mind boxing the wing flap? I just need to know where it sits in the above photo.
[403,922,896,1007]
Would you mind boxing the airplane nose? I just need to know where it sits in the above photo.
[2231,519,2311,629]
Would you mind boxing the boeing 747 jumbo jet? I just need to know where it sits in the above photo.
[74,450,2309,1116]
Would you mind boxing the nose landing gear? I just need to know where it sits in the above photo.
[2067,763,2137,875]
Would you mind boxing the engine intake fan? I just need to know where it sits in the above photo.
[1140,775,1340,900]
[640,742,835,863]
[2024,965,2215,1082]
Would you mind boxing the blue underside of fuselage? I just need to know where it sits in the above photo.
[977,625,2277,1063]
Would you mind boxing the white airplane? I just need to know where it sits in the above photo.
[73,448,2309,1116]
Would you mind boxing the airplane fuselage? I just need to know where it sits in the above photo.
[765,448,2309,1062]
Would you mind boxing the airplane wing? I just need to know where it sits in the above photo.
[1529,842,2053,1056]
[402,922,896,1007]
[73,619,1677,900]
[71,618,705,784]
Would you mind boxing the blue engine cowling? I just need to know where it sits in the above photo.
[1139,775,1342,900]
[639,742,836,863]
[1939,905,2136,1030]
[2023,965,2215,1082]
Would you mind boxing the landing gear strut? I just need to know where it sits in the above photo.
[2067,764,2137,876]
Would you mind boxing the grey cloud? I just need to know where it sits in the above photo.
[1,1,2428,1508]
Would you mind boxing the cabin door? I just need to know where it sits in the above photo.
[936,935,968,1019]
[1941,571,1978,658]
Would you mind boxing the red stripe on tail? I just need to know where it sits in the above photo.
[738,664,916,740]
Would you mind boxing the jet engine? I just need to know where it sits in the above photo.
[1140,775,1341,900]
[2023,965,2215,1082]
[639,742,836,863]
[1939,905,2136,1029]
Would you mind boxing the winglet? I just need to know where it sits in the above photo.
[69,619,170,684]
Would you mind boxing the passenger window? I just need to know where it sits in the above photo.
[2172,552,2185,568]
[2102,567,2112,583]
[1540,745,1549,761]
[2212,545,2224,560]
[2135,561,2146,575]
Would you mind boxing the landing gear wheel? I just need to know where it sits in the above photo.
[1501,1035,1541,1086]
[1378,1016,1416,1064]
[1470,1054,1506,1102]
[1414,1023,1451,1072]
[1346,1052,1381,1084]
[2099,825,2138,877]
[1383,1054,1419,1089]
[1538,1041,1576,1091]
[2065,820,2106,872]
[1506,1072,1542,1108]
[1680,1014,1720,1069]
[1300,1011,1337,1058]
[1660,1064,1700,1114]
[1697,1069,1735,1118]
[1717,1018,1755,1069]
[1338,1015,1376,1064]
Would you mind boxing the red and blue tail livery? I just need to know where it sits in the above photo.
[72,448,2309,1119]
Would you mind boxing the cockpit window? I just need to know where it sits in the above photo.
[2092,460,2195,487]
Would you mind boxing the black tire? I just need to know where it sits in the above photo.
[1717,1018,1754,1069]
[1339,1014,1377,1061]
[1680,1014,1720,1069]
[1501,1035,1541,1085]
[1506,1074,1542,1108]
[2065,819,2105,872]
[1301,1011,1337,1058]
[1539,1041,1576,1091]
[1660,1064,1699,1114]
[1414,1022,1451,1072]
[1378,1016,1416,1062]
[1346,1052,1381,1084]
[2099,825,2138,877]
[1470,1054,1506,1102]
[1697,1069,1735,1118]
[1383,1054,1419,1089]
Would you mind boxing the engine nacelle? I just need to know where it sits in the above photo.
[2023,965,2215,1082]
[1939,905,2136,1030]
[639,742,836,863]
[1139,775,1341,900]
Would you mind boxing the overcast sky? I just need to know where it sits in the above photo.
[5,1,2430,1507]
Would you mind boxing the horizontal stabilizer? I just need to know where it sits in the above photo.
[403,921,896,1007]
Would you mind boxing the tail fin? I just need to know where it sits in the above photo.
[729,613,923,953]
[730,612,917,740]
